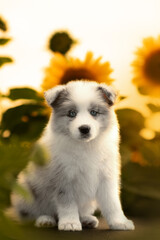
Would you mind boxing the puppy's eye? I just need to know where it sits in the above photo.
[68,110,77,118]
[90,110,98,117]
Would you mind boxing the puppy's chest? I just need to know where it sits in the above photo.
[61,151,101,197]
[73,163,99,198]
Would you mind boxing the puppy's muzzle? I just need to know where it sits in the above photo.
[79,125,91,138]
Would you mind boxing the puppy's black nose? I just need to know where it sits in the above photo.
[79,125,90,135]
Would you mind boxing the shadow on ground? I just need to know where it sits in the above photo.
[2,217,160,240]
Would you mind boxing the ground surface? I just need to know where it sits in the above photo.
[3,217,160,240]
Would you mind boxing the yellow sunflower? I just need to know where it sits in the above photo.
[41,52,114,90]
[132,36,160,97]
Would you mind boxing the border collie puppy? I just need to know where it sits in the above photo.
[11,80,134,231]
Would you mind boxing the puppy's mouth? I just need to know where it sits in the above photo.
[79,133,93,142]
[80,133,90,139]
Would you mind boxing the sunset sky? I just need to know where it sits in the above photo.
[1,0,160,113]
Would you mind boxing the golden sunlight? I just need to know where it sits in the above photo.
[146,112,160,132]
[1,0,160,116]
[139,128,155,140]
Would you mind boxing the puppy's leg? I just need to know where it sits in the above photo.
[57,186,82,231]
[35,215,56,228]
[79,202,99,229]
[96,175,135,230]
[80,215,99,229]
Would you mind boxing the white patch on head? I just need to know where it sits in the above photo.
[67,81,99,106]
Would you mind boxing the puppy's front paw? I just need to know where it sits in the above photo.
[109,219,135,231]
[58,220,82,231]
[81,215,99,229]
[35,215,56,228]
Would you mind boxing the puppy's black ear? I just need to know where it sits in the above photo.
[97,84,118,106]
[44,85,67,108]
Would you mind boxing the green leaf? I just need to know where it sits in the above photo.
[121,188,160,217]
[140,140,160,166]
[137,86,150,95]
[0,57,13,67]
[0,209,23,240]
[122,162,160,200]
[7,88,44,101]
[0,139,31,176]
[116,108,144,131]
[119,96,127,101]
[1,103,48,140]
[147,103,160,112]
[0,38,11,45]
[49,31,76,54]
[0,139,31,209]
[30,143,50,166]
[116,108,145,146]
[0,17,7,31]
[13,182,33,202]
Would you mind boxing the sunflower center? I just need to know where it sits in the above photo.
[60,68,95,84]
[144,50,160,84]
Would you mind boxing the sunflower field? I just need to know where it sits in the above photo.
[0,16,160,239]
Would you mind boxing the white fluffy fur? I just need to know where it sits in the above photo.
[11,81,134,231]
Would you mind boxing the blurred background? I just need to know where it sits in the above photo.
[0,0,160,239]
